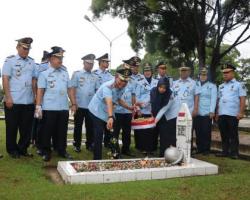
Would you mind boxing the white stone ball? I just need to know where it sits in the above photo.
[164,147,183,164]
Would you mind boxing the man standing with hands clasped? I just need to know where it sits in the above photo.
[2,37,36,159]
[216,63,247,159]
[35,46,76,162]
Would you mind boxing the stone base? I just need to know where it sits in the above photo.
[57,158,218,184]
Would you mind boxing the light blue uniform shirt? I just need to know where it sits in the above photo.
[164,92,181,120]
[71,69,100,109]
[115,80,135,114]
[172,77,201,113]
[38,65,72,111]
[198,81,217,116]
[130,73,144,94]
[135,76,158,115]
[218,78,247,117]
[2,54,36,104]
[93,68,113,87]
[35,61,49,78]
[88,79,125,122]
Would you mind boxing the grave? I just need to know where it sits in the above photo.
[58,103,218,184]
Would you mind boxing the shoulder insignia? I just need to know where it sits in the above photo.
[61,66,67,71]
[28,56,34,60]
[7,55,15,59]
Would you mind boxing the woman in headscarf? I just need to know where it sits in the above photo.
[133,64,158,155]
[151,77,177,157]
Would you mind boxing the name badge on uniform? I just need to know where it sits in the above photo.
[79,77,85,86]
[183,89,190,97]
[49,81,55,88]
[16,68,22,76]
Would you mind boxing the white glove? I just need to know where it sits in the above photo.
[34,105,43,119]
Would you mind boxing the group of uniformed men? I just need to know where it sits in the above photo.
[0,37,247,161]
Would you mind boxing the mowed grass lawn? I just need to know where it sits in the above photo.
[0,121,250,200]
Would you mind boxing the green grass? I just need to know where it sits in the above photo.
[0,121,250,200]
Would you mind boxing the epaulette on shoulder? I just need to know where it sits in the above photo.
[28,56,34,60]
[61,65,68,72]
[7,55,15,59]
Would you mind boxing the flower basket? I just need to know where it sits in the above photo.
[131,117,156,130]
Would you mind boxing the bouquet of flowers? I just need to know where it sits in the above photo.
[131,117,156,129]
[106,132,120,159]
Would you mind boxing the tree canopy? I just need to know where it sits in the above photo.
[91,0,250,81]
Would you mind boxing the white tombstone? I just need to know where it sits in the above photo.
[176,103,192,164]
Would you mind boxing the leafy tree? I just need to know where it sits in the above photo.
[91,0,250,81]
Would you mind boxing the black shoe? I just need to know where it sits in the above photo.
[122,150,134,157]
[9,152,20,159]
[230,154,239,160]
[73,146,81,153]
[215,152,228,157]
[59,152,73,160]
[42,154,51,162]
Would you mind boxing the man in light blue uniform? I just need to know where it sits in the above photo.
[134,64,158,154]
[129,56,144,87]
[216,63,247,159]
[36,47,76,162]
[88,66,134,160]
[2,37,36,158]
[172,65,200,153]
[93,53,113,87]
[113,58,137,156]
[172,65,200,116]
[71,54,100,153]
[93,53,114,147]
[135,64,158,115]
[155,61,173,87]
[194,68,217,155]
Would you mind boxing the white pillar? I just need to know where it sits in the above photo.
[176,103,193,164]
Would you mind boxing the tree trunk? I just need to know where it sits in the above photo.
[197,41,206,71]
[210,48,220,83]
